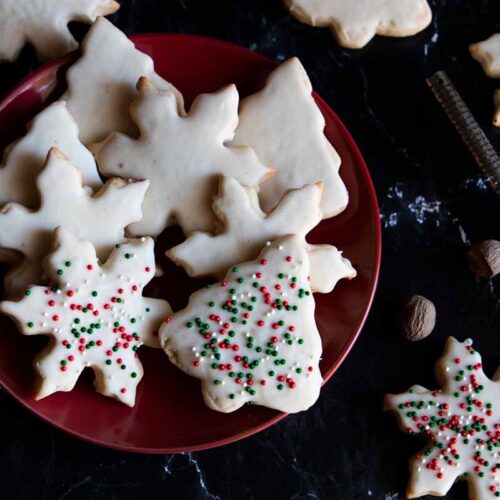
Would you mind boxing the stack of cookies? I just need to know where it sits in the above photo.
[0,18,356,413]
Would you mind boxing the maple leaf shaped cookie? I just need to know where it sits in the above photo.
[0,0,119,62]
[0,148,149,300]
[470,34,500,79]
[62,17,183,145]
[96,77,272,236]
[160,235,323,413]
[0,228,171,406]
[167,177,356,293]
[0,101,101,209]
[232,58,348,218]
[284,0,432,49]
[385,338,500,499]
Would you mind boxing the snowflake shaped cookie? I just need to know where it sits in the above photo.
[0,148,149,299]
[284,0,432,49]
[167,176,356,294]
[160,235,323,414]
[63,17,184,145]
[470,34,500,79]
[232,58,348,218]
[1,228,171,406]
[385,338,500,499]
[0,101,101,208]
[96,77,272,236]
[0,0,119,62]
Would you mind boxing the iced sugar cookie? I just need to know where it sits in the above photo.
[385,337,500,499]
[0,101,101,208]
[0,228,171,406]
[96,77,272,236]
[470,34,500,78]
[285,0,432,49]
[167,177,355,293]
[0,0,119,62]
[0,148,149,300]
[160,235,323,414]
[232,58,348,218]
[63,17,183,144]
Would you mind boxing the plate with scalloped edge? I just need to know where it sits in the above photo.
[0,34,381,453]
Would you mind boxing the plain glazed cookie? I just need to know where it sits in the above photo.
[160,235,323,414]
[0,148,149,299]
[0,228,172,406]
[232,58,348,218]
[167,176,356,293]
[284,0,432,49]
[385,337,500,499]
[0,101,101,208]
[0,0,119,62]
[63,17,183,145]
[96,77,272,236]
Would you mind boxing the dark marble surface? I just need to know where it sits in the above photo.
[0,1,499,499]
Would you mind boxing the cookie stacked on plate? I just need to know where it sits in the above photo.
[0,18,355,412]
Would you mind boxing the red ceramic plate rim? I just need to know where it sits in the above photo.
[0,33,381,453]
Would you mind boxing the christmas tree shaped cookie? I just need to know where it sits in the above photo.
[232,58,348,217]
[385,338,500,499]
[0,228,172,406]
[167,177,356,293]
[96,77,272,236]
[0,0,119,62]
[0,101,101,208]
[160,235,323,414]
[0,148,149,298]
[63,18,183,144]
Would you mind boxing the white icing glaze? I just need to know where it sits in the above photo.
[232,58,348,218]
[160,235,323,414]
[63,17,184,145]
[96,77,272,236]
[0,0,119,62]
[385,338,500,499]
[470,34,500,79]
[284,0,432,49]
[0,101,101,208]
[0,228,171,406]
[0,148,149,299]
[167,176,356,293]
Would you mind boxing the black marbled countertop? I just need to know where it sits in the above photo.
[1,1,499,499]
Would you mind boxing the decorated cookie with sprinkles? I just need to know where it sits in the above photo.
[0,147,149,298]
[160,235,323,414]
[167,176,356,294]
[95,76,272,236]
[0,227,172,406]
[385,337,500,499]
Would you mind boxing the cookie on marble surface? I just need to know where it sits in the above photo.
[0,101,101,209]
[0,0,119,62]
[232,58,348,218]
[160,235,323,414]
[63,17,183,145]
[167,176,355,293]
[470,34,500,78]
[0,148,149,301]
[385,337,500,500]
[284,0,432,49]
[0,228,171,406]
[494,89,500,127]
[96,77,272,237]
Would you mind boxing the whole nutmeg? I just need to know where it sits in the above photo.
[400,295,436,341]
[468,240,500,279]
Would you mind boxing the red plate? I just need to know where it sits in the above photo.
[0,34,381,453]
